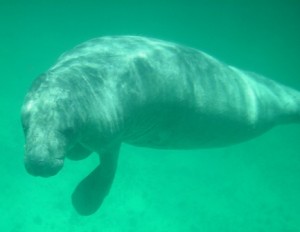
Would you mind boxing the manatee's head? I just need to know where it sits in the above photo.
[21,76,78,177]
[22,127,65,177]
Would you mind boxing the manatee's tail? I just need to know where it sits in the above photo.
[71,145,120,215]
[280,85,300,124]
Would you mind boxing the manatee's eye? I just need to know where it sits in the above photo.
[21,115,29,134]
[22,125,28,133]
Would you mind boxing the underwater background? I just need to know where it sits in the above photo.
[1,0,300,231]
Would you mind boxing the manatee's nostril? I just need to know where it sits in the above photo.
[24,156,64,177]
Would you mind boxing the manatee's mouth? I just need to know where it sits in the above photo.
[24,156,64,177]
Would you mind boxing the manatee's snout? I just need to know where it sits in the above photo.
[24,153,64,177]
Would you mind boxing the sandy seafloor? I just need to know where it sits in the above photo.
[1,0,300,231]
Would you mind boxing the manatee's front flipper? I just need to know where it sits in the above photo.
[71,145,120,215]
[67,143,92,161]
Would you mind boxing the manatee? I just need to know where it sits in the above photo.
[21,36,300,215]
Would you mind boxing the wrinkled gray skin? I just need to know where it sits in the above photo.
[21,36,300,215]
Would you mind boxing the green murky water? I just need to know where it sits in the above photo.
[1,0,300,231]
